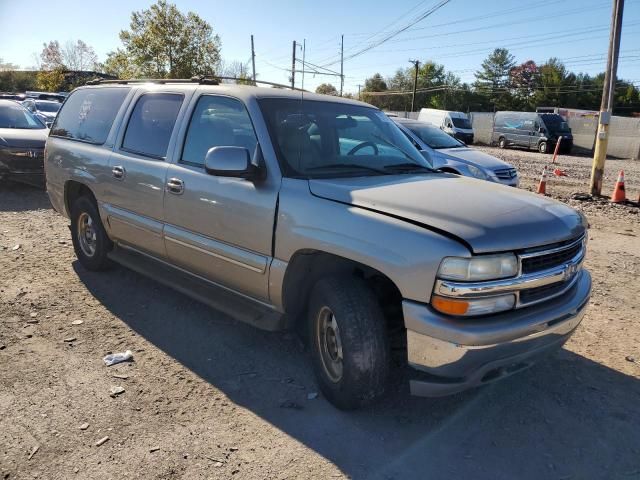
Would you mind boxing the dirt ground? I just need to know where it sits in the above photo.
[1,148,640,480]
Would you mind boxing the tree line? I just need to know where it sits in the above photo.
[0,0,225,92]
[358,48,640,116]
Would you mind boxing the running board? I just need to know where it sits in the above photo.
[108,246,285,331]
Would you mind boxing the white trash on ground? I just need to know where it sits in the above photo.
[103,350,133,366]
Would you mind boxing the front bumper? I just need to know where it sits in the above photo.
[405,269,591,396]
[0,148,45,187]
[455,133,474,144]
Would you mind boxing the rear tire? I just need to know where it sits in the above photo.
[308,276,390,410]
[498,137,507,149]
[538,141,548,154]
[70,196,113,271]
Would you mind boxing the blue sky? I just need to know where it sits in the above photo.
[1,0,639,94]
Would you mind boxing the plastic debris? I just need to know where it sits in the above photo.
[109,386,125,397]
[103,350,133,366]
[95,436,109,446]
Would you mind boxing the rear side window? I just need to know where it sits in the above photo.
[51,87,130,144]
[122,93,183,159]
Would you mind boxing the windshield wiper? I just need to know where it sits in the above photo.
[306,163,388,174]
[382,163,436,173]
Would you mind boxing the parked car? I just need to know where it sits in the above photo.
[492,111,573,154]
[22,99,62,127]
[0,99,48,187]
[417,108,474,144]
[393,118,519,187]
[45,82,591,409]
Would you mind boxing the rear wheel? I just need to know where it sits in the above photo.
[70,196,113,271]
[538,141,548,154]
[498,137,507,149]
[308,276,390,410]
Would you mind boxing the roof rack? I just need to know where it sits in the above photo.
[85,76,306,91]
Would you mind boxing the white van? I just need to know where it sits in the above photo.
[417,108,474,144]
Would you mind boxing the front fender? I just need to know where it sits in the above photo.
[273,178,470,304]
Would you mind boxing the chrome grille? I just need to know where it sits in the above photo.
[520,236,584,275]
[519,281,567,304]
[493,168,517,179]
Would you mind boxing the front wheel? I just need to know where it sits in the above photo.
[70,196,113,271]
[308,276,390,410]
[498,137,507,149]
[538,141,548,154]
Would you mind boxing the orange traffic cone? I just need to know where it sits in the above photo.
[537,166,548,195]
[553,168,567,177]
[611,170,626,203]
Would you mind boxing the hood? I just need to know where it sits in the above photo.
[437,147,511,170]
[0,128,48,148]
[308,175,585,253]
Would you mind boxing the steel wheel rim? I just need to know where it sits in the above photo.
[317,306,344,383]
[77,212,97,257]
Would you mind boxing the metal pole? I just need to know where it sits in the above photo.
[340,34,344,97]
[290,41,297,89]
[590,0,624,195]
[251,35,256,82]
[410,60,419,112]
[301,39,306,91]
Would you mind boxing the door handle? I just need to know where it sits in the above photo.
[166,178,184,195]
[112,165,126,179]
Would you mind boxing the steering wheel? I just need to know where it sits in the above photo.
[347,141,379,156]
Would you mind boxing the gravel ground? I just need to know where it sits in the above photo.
[1,150,639,480]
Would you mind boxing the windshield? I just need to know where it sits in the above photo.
[0,103,46,129]
[406,123,465,149]
[541,114,571,133]
[259,98,431,178]
[451,117,472,129]
[36,101,61,113]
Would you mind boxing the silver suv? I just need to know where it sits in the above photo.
[45,80,591,409]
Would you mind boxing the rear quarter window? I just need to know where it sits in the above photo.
[51,87,130,144]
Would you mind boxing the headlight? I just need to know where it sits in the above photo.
[438,254,518,281]
[432,294,516,316]
[467,165,489,180]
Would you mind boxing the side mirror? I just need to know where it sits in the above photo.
[538,127,545,133]
[204,146,258,179]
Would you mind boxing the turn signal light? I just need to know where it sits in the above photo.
[432,296,469,315]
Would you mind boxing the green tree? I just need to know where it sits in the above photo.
[105,0,221,79]
[36,67,66,91]
[315,83,338,95]
[474,48,516,109]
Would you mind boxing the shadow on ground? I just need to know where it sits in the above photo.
[0,182,50,211]
[75,262,640,480]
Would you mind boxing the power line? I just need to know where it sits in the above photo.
[320,0,452,67]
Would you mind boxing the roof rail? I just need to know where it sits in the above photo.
[85,76,306,91]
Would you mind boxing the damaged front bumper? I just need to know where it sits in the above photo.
[404,269,591,396]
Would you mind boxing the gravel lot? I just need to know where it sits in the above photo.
[1,148,639,480]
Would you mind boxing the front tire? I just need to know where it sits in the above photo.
[538,141,548,154]
[308,276,390,410]
[498,137,507,149]
[70,196,113,271]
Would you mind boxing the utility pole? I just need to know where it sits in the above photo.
[409,60,420,112]
[590,0,625,195]
[291,40,296,89]
[250,35,256,82]
[340,34,344,97]
[357,84,362,100]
